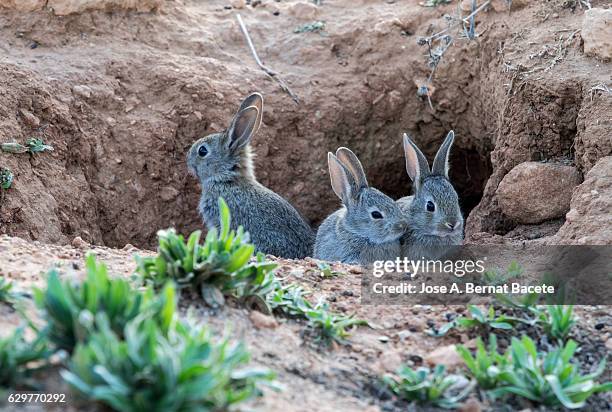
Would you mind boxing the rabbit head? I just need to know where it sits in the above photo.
[187,93,263,184]
[402,131,463,239]
[328,148,408,244]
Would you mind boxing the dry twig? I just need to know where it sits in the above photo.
[236,14,299,104]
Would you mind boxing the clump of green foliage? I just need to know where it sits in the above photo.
[136,198,277,309]
[0,168,13,190]
[456,334,507,390]
[61,301,274,411]
[495,291,539,310]
[539,305,576,342]
[383,364,473,409]
[0,277,15,304]
[420,0,452,7]
[490,336,611,409]
[294,21,325,34]
[0,326,51,389]
[34,254,168,352]
[303,301,368,345]
[25,138,54,154]
[428,305,519,337]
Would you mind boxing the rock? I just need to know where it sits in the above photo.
[230,0,245,9]
[288,2,319,20]
[459,398,483,412]
[0,0,45,12]
[159,186,179,202]
[583,8,612,61]
[47,0,162,16]
[496,162,581,224]
[554,157,612,244]
[249,311,278,329]
[72,85,92,99]
[424,344,463,370]
[377,350,402,373]
[71,236,89,249]
[19,109,40,128]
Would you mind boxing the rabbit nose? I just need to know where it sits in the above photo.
[445,222,456,231]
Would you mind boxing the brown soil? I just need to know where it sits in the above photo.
[0,0,609,248]
[0,0,611,410]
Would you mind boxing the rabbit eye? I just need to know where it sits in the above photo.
[426,201,435,212]
[371,211,383,219]
[198,145,208,157]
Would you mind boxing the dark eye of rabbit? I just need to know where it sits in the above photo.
[371,211,383,219]
[198,145,208,157]
[426,201,435,212]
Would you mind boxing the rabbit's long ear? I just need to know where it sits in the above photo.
[237,92,263,134]
[402,133,430,187]
[328,152,355,204]
[336,147,368,190]
[228,106,259,151]
[432,130,454,178]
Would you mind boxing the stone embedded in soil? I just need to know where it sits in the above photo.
[496,162,581,225]
[288,2,319,20]
[0,0,45,12]
[376,350,402,374]
[423,344,464,371]
[459,398,483,412]
[583,8,612,61]
[554,156,612,244]
[249,310,278,329]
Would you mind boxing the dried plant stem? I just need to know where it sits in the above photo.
[236,14,300,104]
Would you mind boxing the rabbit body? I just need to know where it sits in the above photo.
[399,131,464,260]
[314,148,407,265]
[187,93,314,259]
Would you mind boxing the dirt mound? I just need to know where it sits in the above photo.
[0,0,610,249]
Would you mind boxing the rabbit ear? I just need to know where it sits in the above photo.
[432,130,454,178]
[237,92,263,134]
[228,106,259,151]
[335,147,368,190]
[328,152,354,204]
[402,133,430,187]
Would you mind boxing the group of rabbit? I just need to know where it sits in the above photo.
[187,93,464,265]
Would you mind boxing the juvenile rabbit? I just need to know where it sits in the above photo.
[314,148,408,265]
[398,131,464,259]
[187,93,314,259]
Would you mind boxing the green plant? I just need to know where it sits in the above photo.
[34,255,168,352]
[0,168,13,190]
[303,301,368,345]
[0,326,51,389]
[0,277,15,304]
[383,364,473,409]
[420,0,452,7]
[62,312,275,412]
[456,334,508,390]
[539,305,576,342]
[0,142,27,154]
[25,138,54,153]
[316,262,341,278]
[266,282,311,317]
[495,291,539,310]
[484,261,523,286]
[428,305,520,337]
[294,21,325,34]
[490,336,611,409]
[135,198,278,309]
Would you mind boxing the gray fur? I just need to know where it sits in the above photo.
[187,93,314,259]
[314,148,407,265]
[399,131,464,259]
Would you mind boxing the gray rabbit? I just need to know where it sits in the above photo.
[314,148,408,265]
[398,131,464,259]
[187,93,314,259]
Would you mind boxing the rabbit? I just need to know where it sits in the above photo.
[398,130,464,260]
[187,92,314,259]
[314,147,408,265]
